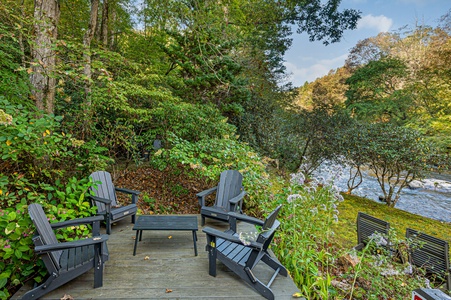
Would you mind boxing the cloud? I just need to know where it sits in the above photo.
[357,14,393,32]
[284,54,348,86]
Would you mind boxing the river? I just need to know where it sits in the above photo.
[312,162,451,223]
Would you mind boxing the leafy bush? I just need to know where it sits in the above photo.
[0,98,110,184]
[269,172,343,299]
[0,177,97,300]
[0,200,35,300]
[0,99,109,299]
[150,135,270,213]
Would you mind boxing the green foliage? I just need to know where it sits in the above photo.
[269,172,343,299]
[151,136,269,212]
[345,57,411,124]
[0,177,96,300]
[0,4,32,106]
[0,99,110,183]
[352,123,434,206]
[276,108,352,173]
[150,101,236,143]
[0,200,35,300]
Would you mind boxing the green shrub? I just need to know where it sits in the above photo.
[0,177,96,300]
[269,172,343,299]
[0,99,110,184]
[150,135,270,212]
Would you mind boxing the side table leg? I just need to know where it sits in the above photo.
[193,230,198,256]
[133,230,140,256]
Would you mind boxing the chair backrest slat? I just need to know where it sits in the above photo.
[215,170,243,210]
[28,204,62,268]
[406,228,450,275]
[90,171,118,211]
[357,212,390,246]
[257,205,282,250]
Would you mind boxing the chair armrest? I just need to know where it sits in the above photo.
[196,186,218,206]
[50,215,105,230]
[228,212,264,226]
[115,187,140,195]
[203,227,263,250]
[34,234,109,254]
[228,191,246,205]
[115,187,140,204]
[89,195,112,205]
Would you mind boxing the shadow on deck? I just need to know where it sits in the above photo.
[12,215,299,299]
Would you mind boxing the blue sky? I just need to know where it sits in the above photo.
[283,0,450,87]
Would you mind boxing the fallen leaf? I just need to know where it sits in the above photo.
[292,292,303,298]
[168,236,172,239]
[144,256,150,260]
[60,294,74,300]
[166,288,173,293]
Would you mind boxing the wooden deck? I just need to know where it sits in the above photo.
[13,215,300,299]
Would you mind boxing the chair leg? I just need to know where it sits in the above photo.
[106,218,111,235]
[131,214,136,224]
[261,253,288,277]
[250,279,275,300]
[20,274,57,300]
[206,244,217,277]
[93,247,104,288]
[201,215,206,226]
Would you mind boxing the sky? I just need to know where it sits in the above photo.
[283,0,450,87]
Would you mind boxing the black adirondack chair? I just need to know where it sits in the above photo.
[406,228,451,290]
[89,171,139,234]
[354,212,390,251]
[21,203,109,300]
[203,205,287,300]
[197,170,246,226]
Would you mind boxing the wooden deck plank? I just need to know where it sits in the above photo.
[12,215,300,300]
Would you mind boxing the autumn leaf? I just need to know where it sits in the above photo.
[292,292,303,298]
[6,140,12,146]
[168,236,172,239]
[165,288,173,293]
[144,256,150,260]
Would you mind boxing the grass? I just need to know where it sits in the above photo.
[267,170,451,299]
[332,193,451,250]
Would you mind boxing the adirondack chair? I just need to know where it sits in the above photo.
[354,212,390,251]
[21,203,109,300]
[89,171,139,234]
[197,170,246,226]
[406,228,451,290]
[203,205,287,300]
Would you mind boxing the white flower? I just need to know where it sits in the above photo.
[336,194,344,202]
[310,207,318,215]
[369,232,388,246]
[239,232,258,246]
[403,263,412,274]
[424,278,431,288]
[287,194,302,203]
[290,172,305,185]
[381,267,399,276]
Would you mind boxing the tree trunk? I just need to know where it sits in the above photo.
[82,0,99,138]
[109,8,116,50]
[30,0,60,114]
[100,0,109,47]
[83,0,99,104]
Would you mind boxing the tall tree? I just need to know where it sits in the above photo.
[100,0,108,46]
[83,0,99,104]
[30,0,60,114]
[80,0,99,138]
